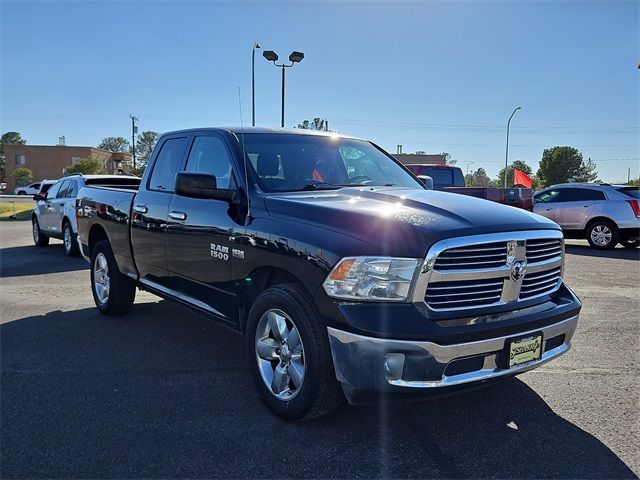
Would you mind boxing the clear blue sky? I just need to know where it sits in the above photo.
[2,0,638,182]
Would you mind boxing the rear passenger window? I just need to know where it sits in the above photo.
[185,136,235,189]
[149,137,188,192]
[56,180,71,198]
[66,180,78,198]
[560,188,603,202]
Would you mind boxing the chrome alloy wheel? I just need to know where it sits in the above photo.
[32,221,39,243]
[590,225,612,247]
[63,224,72,253]
[93,253,110,305]
[255,309,305,400]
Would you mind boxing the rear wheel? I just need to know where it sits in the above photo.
[586,220,619,249]
[62,221,79,257]
[90,240,136,315]
[32,217,49,247]
[246,284,343,421]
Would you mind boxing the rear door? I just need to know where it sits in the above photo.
[533,188,562,222]
[131,135,190,285]
[37,180,64,232]
[554,188,600,230]
[166,133,240,324]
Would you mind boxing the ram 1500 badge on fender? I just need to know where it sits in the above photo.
[76,127,582,421]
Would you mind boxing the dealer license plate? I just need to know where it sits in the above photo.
[508,334,543,368]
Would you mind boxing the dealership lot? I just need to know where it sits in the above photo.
[1,221,638,479]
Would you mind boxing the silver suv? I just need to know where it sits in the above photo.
[533,183,640,249]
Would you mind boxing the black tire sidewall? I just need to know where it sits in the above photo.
[32,218,48,247]
[245,286,329,421]
[62,221,78,256]
[90,240,117,313]
[586,221,619,249]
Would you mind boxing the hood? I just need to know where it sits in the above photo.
[264,187,558,257]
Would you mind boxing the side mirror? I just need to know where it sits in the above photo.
[417,175,434,190]
[174,172,234,201]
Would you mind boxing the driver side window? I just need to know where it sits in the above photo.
[535,189,562,203]
[185,136,235,190]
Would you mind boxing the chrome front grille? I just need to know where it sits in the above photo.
[433,242,507,270]
[519,267,562,299]
[526,239,563,263]
[415,231,564,312]
[425,278,504,309]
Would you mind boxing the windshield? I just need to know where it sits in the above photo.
[238,133,422,192]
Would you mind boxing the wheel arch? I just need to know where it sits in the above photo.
[585,216,619,233]
[88,223,109,254]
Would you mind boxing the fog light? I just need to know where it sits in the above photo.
[384,353,405,381]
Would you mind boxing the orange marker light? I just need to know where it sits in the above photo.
[329,259,356,281]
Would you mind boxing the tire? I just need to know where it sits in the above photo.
[17,191,26,195]
[620,239,640,249]
[245,284,344,422]
[32,217,49,247]
[62,220,80,257]
[586,220,619,249]
[90,240,136,315]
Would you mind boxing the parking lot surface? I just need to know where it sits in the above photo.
[1,220,638,479]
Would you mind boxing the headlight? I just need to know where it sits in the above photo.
[323,257,421,301]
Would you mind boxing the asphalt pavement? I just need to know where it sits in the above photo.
[1,221,638,479]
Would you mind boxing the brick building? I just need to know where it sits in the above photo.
[4,145,131,191]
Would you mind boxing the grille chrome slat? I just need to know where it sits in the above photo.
[422,232,564,311]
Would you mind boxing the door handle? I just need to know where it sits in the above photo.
[169,211,187,221]
[133,205,148,214]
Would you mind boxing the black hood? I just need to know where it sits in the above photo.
[265,187,558,257]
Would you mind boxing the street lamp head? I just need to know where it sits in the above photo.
[263,50,278,62]
[516,106,522,111]
[254,42,261,49]
[289,51,304,63]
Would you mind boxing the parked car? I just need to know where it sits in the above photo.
[32,174,140,256]
[76,127,581,421]
[15,181,48,195]
[533,183,640,249]
[0,182,7,192]
[405,164,534,210]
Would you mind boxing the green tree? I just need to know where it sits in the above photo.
[65,157,105,175]
[297,118,329,131]
[496,160,533,187]
[133,131,159,166]
[1,131,27,181]
[98,136,130,152]
[471,167,491,187]
[537,146,598,186]
[13,167,33,186]
[441,152,456,166]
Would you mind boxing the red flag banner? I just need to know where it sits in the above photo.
[513,169,533,188]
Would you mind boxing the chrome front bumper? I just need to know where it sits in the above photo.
[327,314,578,399]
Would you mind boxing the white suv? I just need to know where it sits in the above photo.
[32,174,139,256]
[534,183,640,249]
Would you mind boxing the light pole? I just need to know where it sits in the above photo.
[466,161,475,175]
[252,42,260,126]
[130,114,138,170]
[263,50,304,128]
[504,106,522,187]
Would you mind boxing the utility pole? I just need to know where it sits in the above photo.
[130,114,138,170]
[505,106,522,187]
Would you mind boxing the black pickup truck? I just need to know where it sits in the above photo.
[77,127,581,421]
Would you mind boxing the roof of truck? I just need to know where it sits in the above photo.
[161,126,361,140]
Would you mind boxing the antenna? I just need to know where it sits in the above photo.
[238,86,251,225]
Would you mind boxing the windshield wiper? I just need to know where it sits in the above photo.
[299,182,344,191]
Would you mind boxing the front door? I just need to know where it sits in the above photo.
[131,135,189,285]
[166,133,241,325]
[533,188,562,222]
[36,179,64,232]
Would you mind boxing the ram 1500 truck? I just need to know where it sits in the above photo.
[406,163,534,210]
[76,127,581,421]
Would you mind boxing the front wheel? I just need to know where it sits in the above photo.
[90,240,136,315]
[62,221,79,257]
[586,220,619,249]
[246,284,343,421]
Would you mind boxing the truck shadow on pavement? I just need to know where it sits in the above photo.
[1,302,636,479]
[565,243,640,261]
[0,244,87,278]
